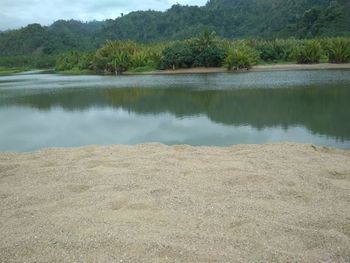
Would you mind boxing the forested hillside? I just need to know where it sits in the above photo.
[0,0,349,57]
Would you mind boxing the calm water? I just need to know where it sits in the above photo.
[0,70,350,151]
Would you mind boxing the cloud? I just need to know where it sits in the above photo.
[0,0,208,30]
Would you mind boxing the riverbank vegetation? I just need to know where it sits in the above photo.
[0,67,31,75]
[53,35,350,74]
[0,54,57,70]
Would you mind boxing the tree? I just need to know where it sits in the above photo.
[195,29,217,50]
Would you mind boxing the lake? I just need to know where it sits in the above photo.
[0,70,349,152]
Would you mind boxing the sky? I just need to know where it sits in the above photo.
[0,0,208,31]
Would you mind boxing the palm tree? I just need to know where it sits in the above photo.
[327,38,350,63]
[196,29,217,50]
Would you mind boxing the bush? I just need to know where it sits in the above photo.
[256,41,279,62]
[161,42,195,69]
[55,51,80,71]
[55,52,93,71]
[296,40,322,64]
[161,31,226,70]
[147,50,162,69]
[130,51,148,68]
[113,51,131,74]
[92,41,138,74]
[224,45,259,70]
[273,38,298,61]
[326,38,350,63]
[0,55,52,69]
[77,53,93,70]
[194,46,224,67]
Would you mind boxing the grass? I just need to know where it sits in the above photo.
[0,67,31,75]
[256,60,296,65]
[127,65,157,73]
[58,66,157,75]
[320,56,329,63]
[57,69,95,75]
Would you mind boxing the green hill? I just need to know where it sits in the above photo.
[0,0,349,57]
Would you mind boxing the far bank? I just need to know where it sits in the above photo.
[56,63,350,76]
[123,63,350,75]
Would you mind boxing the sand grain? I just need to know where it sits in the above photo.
[0,143,349,262]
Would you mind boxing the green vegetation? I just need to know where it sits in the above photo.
[52,34,350,74]
[0,67,31,75]
[161,43,194,69]
[296,40,323,64]
[0,54,56,69]
[224,45,259,70]
[91,41,160,74]
[0,0,349,65]
[1,33,349,74]
[255,39,297,63]
[325,37,350,63]
[0,0,349,74]
[55,51,94,71]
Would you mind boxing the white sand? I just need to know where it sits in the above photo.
[0,143,349,262]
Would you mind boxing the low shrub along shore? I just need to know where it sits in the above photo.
[53,33,350,74]
[1,33,349,75]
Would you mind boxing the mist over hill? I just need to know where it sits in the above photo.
[0,0,349,56]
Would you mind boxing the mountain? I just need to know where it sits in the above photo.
[93,0,350,41]
[0,20,103,56]
[0,0,349,57]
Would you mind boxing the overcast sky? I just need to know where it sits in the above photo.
[0,0,208,30]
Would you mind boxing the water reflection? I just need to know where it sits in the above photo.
[2,85,349,140]
[0,71,349,151]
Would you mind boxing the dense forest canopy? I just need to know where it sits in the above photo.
[0,0,349,59]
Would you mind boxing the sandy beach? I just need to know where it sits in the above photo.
[124,63,350,75]
[0,143,349,262]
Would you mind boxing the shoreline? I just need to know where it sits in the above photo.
[23,63,350,76]
[1,142,349,262]
[123,63,350,75]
